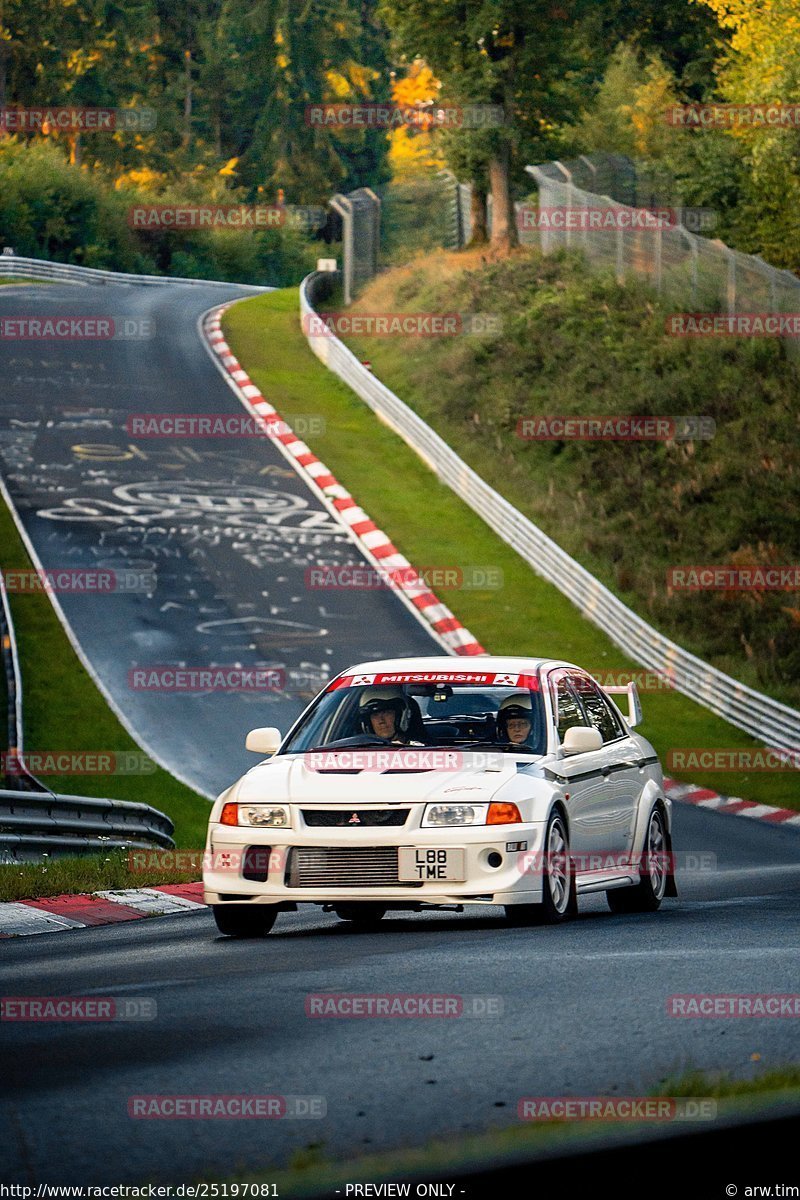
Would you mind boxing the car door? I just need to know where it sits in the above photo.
[547,670,620,856]
[570,673,642,854]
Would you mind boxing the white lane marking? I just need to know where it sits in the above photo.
[567,946,795,961]
[0,904,85,935]
[95,889,206,914]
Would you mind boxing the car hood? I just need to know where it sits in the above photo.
[235,752,529,805]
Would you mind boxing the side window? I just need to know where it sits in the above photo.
[571,675,625,742]
[552,675,586,741]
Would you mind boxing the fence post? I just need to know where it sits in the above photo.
[437,169,462,249]
[654,225,663,295]
[329,194,353,305]
[685,229,699,307]
[553,161,574,249]
[726,247,737,316]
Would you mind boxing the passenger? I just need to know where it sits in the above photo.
[496,693,535,748]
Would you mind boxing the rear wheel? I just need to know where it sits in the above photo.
[334,904,387,929]
[505,810,576,926]
[607,806,668,914]
[212,904,278,937]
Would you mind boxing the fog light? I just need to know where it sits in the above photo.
[487,852,503,868]
[243,846,272,882]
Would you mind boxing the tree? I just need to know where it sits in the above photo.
[691,0,800,268]
[378,0,591,254]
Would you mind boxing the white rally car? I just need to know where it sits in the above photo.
[203,656,676,936]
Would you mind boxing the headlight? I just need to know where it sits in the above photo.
[220,803,291,828]
[422,803,489,827]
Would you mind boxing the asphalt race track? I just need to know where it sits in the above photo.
[0,281,438,796]
[1,805,799,1184]
[1,279,799,1189]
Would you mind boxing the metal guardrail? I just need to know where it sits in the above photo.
[0,254,269,291]
[300,271,800,755]
[0,789,175,862]
[0,569,176,856]
[0,569,43,792]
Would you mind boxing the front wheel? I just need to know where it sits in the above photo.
[607,806,668,914]
[334,904,387,929]
[212,904,278,937]
[505,810,576,926]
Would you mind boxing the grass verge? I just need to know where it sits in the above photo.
[342,247,800,711]
[0,849,201,903]
[223,288,800,809]
[0,493,210,852]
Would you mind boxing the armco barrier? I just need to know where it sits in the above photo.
[0,568,41,791]
[0,789,175,862]
[300,271,800,755]
[0,254,269,291]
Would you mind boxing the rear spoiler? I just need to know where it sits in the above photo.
[602,681,643,728]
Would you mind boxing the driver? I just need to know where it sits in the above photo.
[358,687,422,745]
[496,693,536,748]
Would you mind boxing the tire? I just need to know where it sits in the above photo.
[606,806,668,914]
[334,904,387,929]
[505,809,576,926]
[212,904,278,937]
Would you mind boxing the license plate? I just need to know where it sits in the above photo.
[398,847,466,882]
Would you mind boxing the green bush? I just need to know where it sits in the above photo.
[0,140,319,285]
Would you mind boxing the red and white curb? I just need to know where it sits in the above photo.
[202,304,485,657]
[0,883,205,937]
[664,778,800,827]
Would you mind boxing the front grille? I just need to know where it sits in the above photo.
[287,846,422,888]
[301,808,409,827]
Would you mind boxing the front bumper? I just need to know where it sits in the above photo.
[203,821,547,907]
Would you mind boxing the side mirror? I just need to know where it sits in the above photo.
[245,727,282,755]
[561,725,603,756]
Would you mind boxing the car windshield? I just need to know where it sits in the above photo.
[280,678,547,756]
